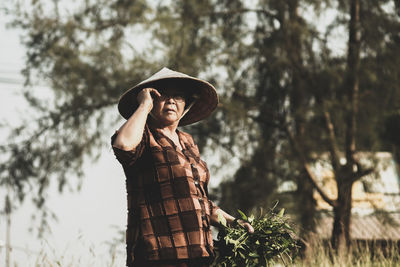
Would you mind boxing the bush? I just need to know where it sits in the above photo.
[213,207,298,267]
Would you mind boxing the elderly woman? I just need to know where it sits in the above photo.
[112,68,253,267]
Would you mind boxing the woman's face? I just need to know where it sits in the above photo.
[151,88,187,126]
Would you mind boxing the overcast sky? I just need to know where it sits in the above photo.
[0,16,127,266]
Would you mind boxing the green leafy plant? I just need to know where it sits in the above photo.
[214,206,298,267]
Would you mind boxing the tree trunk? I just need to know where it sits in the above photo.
[296,173,316,259]
[331,176,353,253]
[330,0,361,253]
[286,0,317,235]
[296,173,316,235]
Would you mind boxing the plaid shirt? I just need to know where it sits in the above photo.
[111,125,219,265]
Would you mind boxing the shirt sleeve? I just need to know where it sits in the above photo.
[185,133,220,215]
[204,181,220,216]
[209,200,220,216]
[111,126,149,166]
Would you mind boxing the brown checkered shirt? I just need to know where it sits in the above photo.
[111,125,219,265]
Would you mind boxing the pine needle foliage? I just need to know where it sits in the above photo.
[214,207,298,267]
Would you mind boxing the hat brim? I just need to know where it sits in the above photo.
[118,77,218,126]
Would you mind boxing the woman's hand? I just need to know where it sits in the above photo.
[136,88,161,112]
[211,209,255,234]
[113,88,161,151]
[235,219,255,234]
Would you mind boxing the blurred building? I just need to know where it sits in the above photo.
[313,152,400,243]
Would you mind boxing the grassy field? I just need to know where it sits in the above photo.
[4,239,399,266]
[291,240,400,267]
[211,237,399,267]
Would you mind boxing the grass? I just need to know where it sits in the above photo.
[290,238,400,267]
[4,236,399,266]
[2,235,125,267]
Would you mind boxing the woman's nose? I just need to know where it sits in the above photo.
[165,96,176,103]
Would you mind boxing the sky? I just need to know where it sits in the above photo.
[0,15,127,267]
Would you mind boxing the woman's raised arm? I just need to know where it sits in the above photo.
[112,88,160,151]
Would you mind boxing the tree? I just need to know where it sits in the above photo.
[211,0,400,253]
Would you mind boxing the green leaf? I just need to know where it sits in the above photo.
[238,251,245,259]
[249,252,259,258]
[248,214,255,223]
[237,209,248,221]
[284,223,292,230]
[278,208,285,217]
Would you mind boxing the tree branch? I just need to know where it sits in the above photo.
[352,163,374,182]
[322,108,341,173]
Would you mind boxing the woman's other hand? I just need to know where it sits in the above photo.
[236,219,255,234]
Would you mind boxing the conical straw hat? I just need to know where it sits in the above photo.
[118,67,219,126]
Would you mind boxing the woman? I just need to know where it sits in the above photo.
[112,68,253,267]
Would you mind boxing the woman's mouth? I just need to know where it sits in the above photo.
[164,108,176,113]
